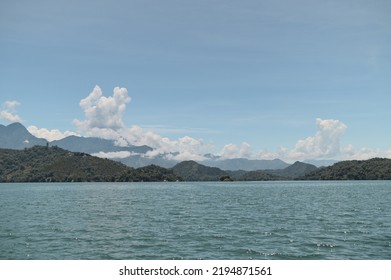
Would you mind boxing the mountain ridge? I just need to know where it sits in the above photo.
[0,146,181,182]
[0,122,47,149]
[0,122,294,170]
[300,158,391,180]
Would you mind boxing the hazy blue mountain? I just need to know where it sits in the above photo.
[0,122,47,149]
[51,135,152,154]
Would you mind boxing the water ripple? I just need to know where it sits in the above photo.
[1,181,391,259]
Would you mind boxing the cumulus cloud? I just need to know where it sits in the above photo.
[72,86,391,162]
[255,118,391,162]
[73,85,131,134]
[0,101,23,123]
[288,118,347,160]
[252,118,349,162]
[121,126,210,161]
[27,125,79,141]
[73,86,211,161]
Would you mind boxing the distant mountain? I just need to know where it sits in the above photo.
[52,135,152,154]
[118,154,179,168]
[3,130,389,181]
[0,122,47,149]
[172,160,229,181]
[0,146,181,182]
[300,158,391,180]
[236,162,317,181]
[202,158,289,171]
[170,160,318,182]
[0,122,152,156]
[0,123,341,175]
[303,159,338,167]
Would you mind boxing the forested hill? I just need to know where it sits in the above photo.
[172,160,229,181]
[300,158,391,180]
[0,146,181,182]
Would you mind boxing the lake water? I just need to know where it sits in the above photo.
[1,181,390,260]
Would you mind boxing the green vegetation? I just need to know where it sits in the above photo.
[0,146,181,182]
[172,160,229,181]
[219,175,235,182]
[300,158,391,180]
[266,161,318,179]
[172,159,391,181]
[171,160,316,181]
[239,170,285,181]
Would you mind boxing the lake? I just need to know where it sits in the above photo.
[1,181,390,259]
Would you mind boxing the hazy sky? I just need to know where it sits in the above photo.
[1,0,390,162]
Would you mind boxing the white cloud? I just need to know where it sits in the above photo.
[0,101,22,123]
[253,118,349,162]
[123,126,210,161]
[220,142,252,159]
[255,118,391,162]
[91,151,135,159]
[258,147,288,160]
[73,86,211,161]
[27,125,80,141]
[73,85,131,133]
[4,101,20,109]
[72,86,391,163]
[288,118,347,160]
[342,144,391,160]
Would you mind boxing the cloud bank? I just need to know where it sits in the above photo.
[27,126,79,141]
[6,86,390,162]
[70,85,391,162]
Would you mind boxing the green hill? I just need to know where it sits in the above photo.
[172,160,229,181]
[300,158,391,180]
[266,161,318,179]
[0,146,181,182]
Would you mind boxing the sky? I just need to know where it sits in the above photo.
[1,0,390,162]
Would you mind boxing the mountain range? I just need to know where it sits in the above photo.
[1,122,390,182]
[0,122,299,170]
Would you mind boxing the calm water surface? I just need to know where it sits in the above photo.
[1,181,390,259]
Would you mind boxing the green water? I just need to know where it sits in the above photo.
[1,181,390,259]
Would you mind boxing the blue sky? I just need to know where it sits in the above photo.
[1,0,390,162]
